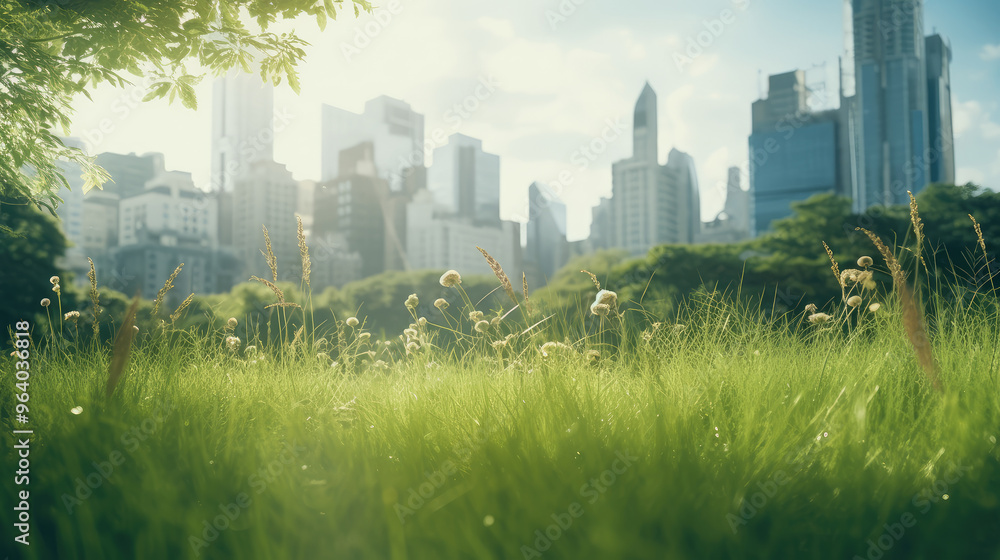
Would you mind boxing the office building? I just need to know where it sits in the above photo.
[427,134,501,225]
[925,33,955,184]
[211,71,274,193]
[525,182,569,287]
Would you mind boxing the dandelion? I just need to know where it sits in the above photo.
[434,298,449,311]
[586,349,601,363]
[847,295,863,308]
[227,317,238,329]
[406,341,420,353]
[245,345,257,356]
[594,289,618,306]
[440,270,462,287]
[403,328,418,338]
[590,302,611,317]
[869,303,881,312]
[490,316,501,328]
[804,303,818,313]
[52,284,61,294]
[469,310,484,323]
[40,298,51,307]
[70,406,83,415]
[64,311,80,321]
[50,275,60,285]
[226,336,241,351]
[540,341,572,358]
[346,317,360,328]
[858,256,873,268]
[358,332,371,342]
[418,317,428,327]
[405,293,419,310]
[808,313,833,325]
[474,320,490,333]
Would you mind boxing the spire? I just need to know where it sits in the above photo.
[633,82,658,162]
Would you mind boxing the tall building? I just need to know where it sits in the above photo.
[405,189,521,277]
[211,71,274,193]
[588,197,613,251]
[851,0,929,209]
[525,182,568,288]
[925,33,955,184]
[115,169,233,299]
[699,167,751,244]
[749,70,845,235]
[321,96,424,191]
[427,134,501,225]
[610,83,701,255]
[230,160,300,283]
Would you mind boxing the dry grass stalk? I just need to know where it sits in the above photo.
[581,270,601,290]
[822,241,842,286]
[908,191,927,267]
[522,272,532,314]
[857,227,941,391]
[106,294,140,398]
[477,246,519,307]
[152,263,183,317]
[970,214,987,254]
[261,225,278,283]
[87,258,100,337]
[296,215,311,288]
[169,293,195,323]
[251,275,286,303]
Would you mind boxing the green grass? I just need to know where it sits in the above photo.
[3,284,1000,560]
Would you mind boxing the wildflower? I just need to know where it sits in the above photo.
[540,341,572,358]
[808,313,833,325]
[358,332,372,342]
[245,345,257,355]
[384,340,392,347]
[227,317,238,329]
[406,341,420,353]
[641,329,653,342]
[418,317,428,327]
[50,275,60,285]
[469,310,484,323]
[226,335,241,351]
[405,294,419,310]
[594,289,618,306]
[40,298,51,307]
[590,302,610,316]
[403,328,418,338]
[869,303,881,312]
[490,316,501,328]
[434,298,449,311]
[586,349,601,363]
[474,320,490,333]
[858,256,874,268]
[847,295,863,308]
[64,311,80,321]
[440,269,462,287]
[840,269,861,286]
[346,317,360,328]
[804,303,818,313]
[70,406,83,415]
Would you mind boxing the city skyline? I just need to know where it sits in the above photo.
[65,0,1000,241]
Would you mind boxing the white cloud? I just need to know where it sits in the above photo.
[980,44,1000,61]
[957,166,986,186]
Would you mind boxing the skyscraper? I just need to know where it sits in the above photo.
[427,134,501,225]
[210,71,274,193]
[610,83,701,255]
[525,182,568,287]
[749,70,845,235]
[321,96,425,191]
[851,0,929,209]
[925,33,955,184]
[230,160,299,282]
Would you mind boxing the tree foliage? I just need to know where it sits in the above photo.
[0,0,370,216]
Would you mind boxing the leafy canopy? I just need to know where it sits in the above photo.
[0,0,370,215]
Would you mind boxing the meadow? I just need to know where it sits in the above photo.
[3,223,1000,560]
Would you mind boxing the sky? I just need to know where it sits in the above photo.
[68,0,1000,241]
